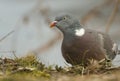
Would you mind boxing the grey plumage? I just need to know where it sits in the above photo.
[50,13,118,65]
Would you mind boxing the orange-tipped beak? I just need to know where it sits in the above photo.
[50,21,57,28]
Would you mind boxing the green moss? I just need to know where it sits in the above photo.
[0,54,120,81]
[15,54,39,67]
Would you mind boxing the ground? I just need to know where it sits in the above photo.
[0,54,120,81]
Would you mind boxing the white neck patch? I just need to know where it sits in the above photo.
[75,28,85,36]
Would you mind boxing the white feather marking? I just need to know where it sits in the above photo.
[112,43,118,54]
[98,33,110,59]
[98,34,104,47]
[75,28,85,36]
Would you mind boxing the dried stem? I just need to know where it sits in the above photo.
[81,0,113,25]
[34,32,62,55]
[105,0,119,33]
[0,30,14,42]
[0,51,15,53]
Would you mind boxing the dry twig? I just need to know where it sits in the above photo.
[34,32,62,55]
[0,30,14,42]
[105,0,119,33]
[81,0,113,25]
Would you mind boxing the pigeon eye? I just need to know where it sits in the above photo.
[63,17,67,20]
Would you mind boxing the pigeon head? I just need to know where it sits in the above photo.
[50,14,81,34]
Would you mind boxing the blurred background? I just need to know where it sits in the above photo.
[0,0,120,67]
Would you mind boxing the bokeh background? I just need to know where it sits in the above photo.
[0,0,120,67]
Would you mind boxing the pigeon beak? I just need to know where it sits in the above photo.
[50,21,57,28]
